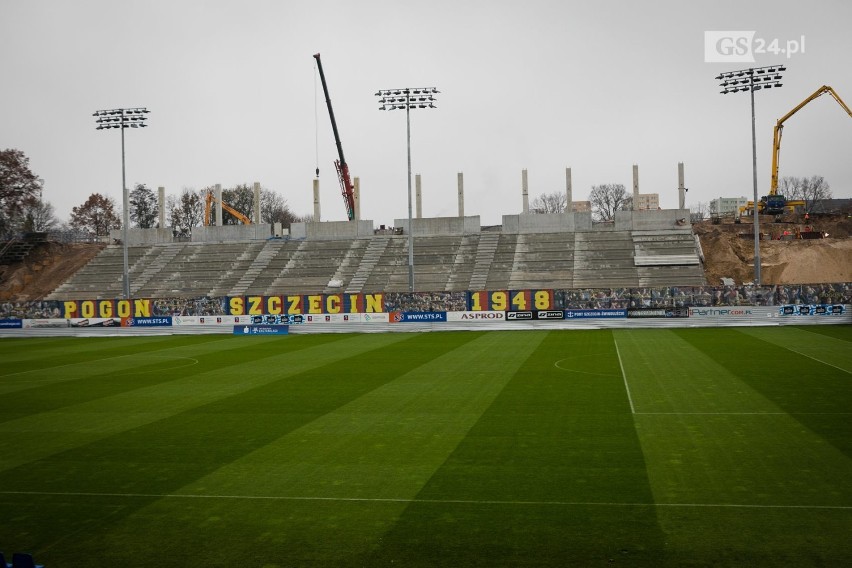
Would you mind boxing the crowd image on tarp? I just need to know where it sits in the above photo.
[2,283,850,320]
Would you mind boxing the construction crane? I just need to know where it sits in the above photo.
[204,190,252,226]
[313,53,356,221]
[740,85,852,218]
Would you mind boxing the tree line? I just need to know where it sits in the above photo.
[0,148,308,239]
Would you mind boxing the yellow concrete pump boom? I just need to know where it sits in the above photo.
[770,85,852,196]
[204,190,252,226]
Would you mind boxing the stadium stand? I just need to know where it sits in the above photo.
[46,224,706,298]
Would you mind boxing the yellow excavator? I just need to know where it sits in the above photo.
[739,85,852,218]
[204,190,252,226]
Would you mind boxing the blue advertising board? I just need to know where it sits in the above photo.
[0,318,23,329]
[563,309,627,319]
[393,312,448,323]
[233,324,289,335]
[132,317,173,327]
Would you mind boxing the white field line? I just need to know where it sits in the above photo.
[783,347,851,375]
[612,333,635,414]
[0,490,849,510]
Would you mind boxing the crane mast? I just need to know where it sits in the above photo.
[313,53,356,221]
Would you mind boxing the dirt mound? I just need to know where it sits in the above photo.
[0,242,104,301]
[695,214,852,285]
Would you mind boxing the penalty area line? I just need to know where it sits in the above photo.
[0,490,848,510]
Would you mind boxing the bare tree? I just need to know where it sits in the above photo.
[20,195,58,233]
[780,175,831,213]
[167,188,203,236]
[530,191,567,214]
[589,184,631,222]
[69,193,121,237]
[689,201,709,223]
[261,189,300,227]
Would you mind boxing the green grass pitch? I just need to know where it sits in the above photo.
[1,326,850,567]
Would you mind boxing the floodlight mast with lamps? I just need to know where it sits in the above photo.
[93,107,149,299]
[375,87,439,292]
[716,65,784,286]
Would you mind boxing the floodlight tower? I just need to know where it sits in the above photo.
[375,87,439,292]
[93,107,149,299]
[716,65,784,285]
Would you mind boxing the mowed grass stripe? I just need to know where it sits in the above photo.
[0,332,477,562]
[675,328,852,458]
[613,329,784,415]
[793,324,852,342]
[0,333,407,473]
[54,331,545,567]
[628,328,852,564]
[738,326,852,374]
[0,334,341,419]
[0,335,205,377]
[369,329,666,566]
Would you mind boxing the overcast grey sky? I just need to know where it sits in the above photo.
[2,0,851,226]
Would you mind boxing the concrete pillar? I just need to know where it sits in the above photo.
[632,164,640,211]
[457,172,464,218]
[313,178,321,222]
[253,181,261,224]
[158,186,165,228]
[522,168,529,214]
[353,176,360,220]
[415,174,422,219]
[565,168,572,213]
[215,184,223,226]
[678,162,686,210]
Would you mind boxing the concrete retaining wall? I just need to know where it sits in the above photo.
[290,220,375,240]
[395,216,481,236]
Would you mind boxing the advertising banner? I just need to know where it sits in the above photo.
[173,315,252,326]
[505,311,533,321]
[70,318,122,327]
[129,317,174,327]
[23,319,70,328]
[779,304,845,316]
[233,324,289,335]
[627,308,689,318]
[689,307,754,317]
[0,318,23,329]
[303,313,359,324]
[446,311,505,322]
[564,309,627,319]
[390,312,448,323]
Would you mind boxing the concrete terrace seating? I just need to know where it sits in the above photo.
[47,225,706,299]
[47,245,153,299]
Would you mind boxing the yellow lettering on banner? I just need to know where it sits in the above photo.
[491,291,507,311]
[470,292,483,311]
[63,301,78,319]
[535,290,552,310]
[117,300,131,318]
[365,293,383,313]
[307,295,322,314]
[81,301,95,318]
[267,296,282,315]
[511,291,527,311]
[326,295,341,314]
[133,299,152,317]
[248,296,263,315]
[287,296,303,314]
[229,297,245,316]
[347,294,360,313]
[99,301,114,318]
